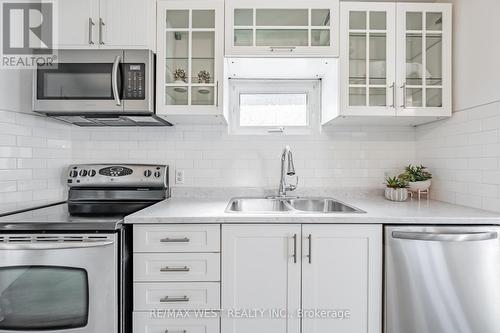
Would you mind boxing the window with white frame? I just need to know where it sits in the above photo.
[228,80,321,135]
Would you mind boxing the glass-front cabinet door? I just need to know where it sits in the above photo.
[226,0,339,57]
[396,3,451,117]
[340,3,396,116]
[156,0,224,115]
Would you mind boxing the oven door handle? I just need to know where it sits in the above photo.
[0,240,115,250]
[112,55,122,107]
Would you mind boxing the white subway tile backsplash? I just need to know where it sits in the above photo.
[0,111,71,214]
[417,100,500,213]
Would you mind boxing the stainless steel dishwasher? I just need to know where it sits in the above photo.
[385,226,500,333]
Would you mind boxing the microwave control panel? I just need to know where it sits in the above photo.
[123,63,145,100]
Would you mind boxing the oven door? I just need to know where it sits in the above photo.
[0,234,118,333]
[33,50,125,113]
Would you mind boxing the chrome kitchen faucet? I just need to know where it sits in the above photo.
[277,145,298,198]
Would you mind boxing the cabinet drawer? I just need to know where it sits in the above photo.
[133,312,220,333]
[134,282,220,310]
[134,225,220,253]
[134,253,220,282]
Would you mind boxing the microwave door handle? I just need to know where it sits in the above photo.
[0,240,115,250]
[112,55,122,106]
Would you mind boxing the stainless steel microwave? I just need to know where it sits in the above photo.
[33,49,171,127]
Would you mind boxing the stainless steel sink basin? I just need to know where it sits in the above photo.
[226,198,294,213]
[287,198,361,213]
[225,197,364,214]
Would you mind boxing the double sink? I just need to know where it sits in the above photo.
[226,197,365,214]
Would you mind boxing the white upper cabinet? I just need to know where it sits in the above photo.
[396,3,452,118]
[340,3,397,116]
[225,0,339,57]
[156,0,224,119]
[56,0,155,50]
[339,2,452,124]
[56,0,98,49]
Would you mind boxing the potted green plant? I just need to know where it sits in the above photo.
[398,165,432,193]
[385,177,409,202]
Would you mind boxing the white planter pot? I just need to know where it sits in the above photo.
[408,180,431,192]
[385,188,408,202]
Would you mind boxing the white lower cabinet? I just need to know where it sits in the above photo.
[221,224,382,333]
[301,225,382,333]
[134,282,220,311]
[134,312,220,333]
[222,225,301,333]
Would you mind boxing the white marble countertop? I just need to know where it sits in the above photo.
[125,188,500,224]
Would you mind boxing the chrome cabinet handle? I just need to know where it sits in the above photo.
[112,55,121,106]
[392,231,498,242]
[390,82,396,108]
[99,18,105,45]
[160,237,190,243]
[292,234,297,263]
[216,80,219,107]
[165,330,187,333]
[269,46,296,52]
[160,296,190,303]
[307,234,312,264]
[88,18,95,45]
[267,127,285,133]
[160,266,190,272]
[400,82,407,108]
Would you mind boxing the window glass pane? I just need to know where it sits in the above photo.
[349,87,366,106]
[234,29,253,46]
[0,266,88,331]
[239,93,308,127]
[166,86,188,105]
[406,33,423,85]
[192,10,215,29]
[426,12,442,31]
[192,32,214,84]
[406,88,422,107]
[192,86,214,105]
[426,88,442,107]
[370,11,386,30]
[311,30,330,46]
[369,87,386,106]
[166,10,189,29]
[426,34,442,85]
[165,31,189,84]
[349,33,366,85]
[311,9,330,26]
[256,30,308,46]
[256,9,308,26]
[406,12,422,30]
[234,9,253,26]
[369,33,386,85]
[349,11,366,30]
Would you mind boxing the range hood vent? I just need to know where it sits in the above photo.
[53,115,172,127]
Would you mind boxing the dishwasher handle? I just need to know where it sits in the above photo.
[392,231,498,242]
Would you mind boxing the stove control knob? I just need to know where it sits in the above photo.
[154,171,161,178]
[79,170,88,177]
[69,170,78,178]
[89,170,96,177]
[144,170,152,177]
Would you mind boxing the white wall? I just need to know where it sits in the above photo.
[72,125,416,189]
[0,70,71,214]
[438,0,500,110]
[416,0,500,213]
